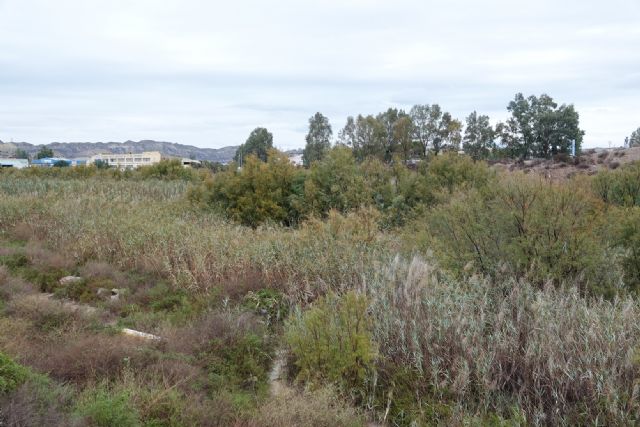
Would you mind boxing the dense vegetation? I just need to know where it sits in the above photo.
[2,145,640,425]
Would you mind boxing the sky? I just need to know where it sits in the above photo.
[0,0,638,150]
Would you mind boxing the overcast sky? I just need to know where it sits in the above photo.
[0,0,638,150]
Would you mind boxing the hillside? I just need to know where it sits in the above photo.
[492,146,640,180]
[0,140,239,163]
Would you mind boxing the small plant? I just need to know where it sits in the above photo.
[0,252,29,271]
[0,351,29,395]
[76,386,141,427]
[285,291,376,392]
[243,288,289,326]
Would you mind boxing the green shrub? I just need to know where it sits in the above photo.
[205,332,272,393]
[592,161,640,206]
[285,291,376,393]
[76,386,141,427]
[419,151,494,195]
[243,289,289,327]
[0,352,29,395]
[421,173,613,294]
[610,207,640,292]
[0,252,29,271]
[304,146,369,217]
[137,159,201,181]
[203,150,305,227]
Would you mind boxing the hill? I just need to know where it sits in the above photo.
[0,140,239,163]
[492,146,640,180]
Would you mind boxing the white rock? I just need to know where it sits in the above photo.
[59,276,83,285]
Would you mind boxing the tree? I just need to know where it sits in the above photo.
[628,128,640,147]
[302,112,332,167]
[392,115,415,163]
[304,146,368,216]
[376,108,410,162]
[436,112,462,154]
[338,115,385,161]
[13,148,29,159]
[410,104,461,157]
[234,127,274,164]
[498,93,584,159]
[410,104,441,158]
[94,159,110,169]
[211,149,303,227]
[463,111,495,160]
[36,147,54,159]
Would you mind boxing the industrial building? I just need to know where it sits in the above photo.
[88,151,163,170]
[88,152,201,169]
[0,158,29,169]
[30,158,87,167]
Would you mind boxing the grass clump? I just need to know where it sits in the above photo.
[0,352,29,395]
[76,385,141,427]
[286,291,376,394]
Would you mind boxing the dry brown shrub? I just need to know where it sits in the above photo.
[248,387,364,427]
[5,294,89,331]
[25,240,75,271]
[144,358,202,391]
[0,317,33,359]
[219,265,286,301]
[11,222,39,241]
[0,265,8,284]
[0,379,77,427]
[164,310,262,356]
[29,333,158,384]
[0,246,15,257]
[0,276,35,301]
[79,261,128,286]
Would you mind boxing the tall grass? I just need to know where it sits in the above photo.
[366,256,640,424]
[0,177,390,298]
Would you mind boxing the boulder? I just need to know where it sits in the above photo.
[59,276,83,286]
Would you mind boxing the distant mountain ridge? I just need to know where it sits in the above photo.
[0,140,239,163]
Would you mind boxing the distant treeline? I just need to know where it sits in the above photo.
[235,92,585,166]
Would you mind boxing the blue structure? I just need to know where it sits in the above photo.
[30,158,87,167]
[31,157,72,167]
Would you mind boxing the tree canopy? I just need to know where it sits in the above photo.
[36,147,54,159]
[302,112,332,167]
[497,93,584,159]
[628,127,640,147]
[463,112,495,160]
[234,127,274,164]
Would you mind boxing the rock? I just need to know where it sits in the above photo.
[96,288,110,298]
[110,288,126,301]
[121,328,161,341]
[59,276,83,286]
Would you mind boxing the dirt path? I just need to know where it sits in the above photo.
[268,348,288,397]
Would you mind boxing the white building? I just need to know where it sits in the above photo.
[288,153,303,166]
[0,158,29,169]
[88,151,163,170]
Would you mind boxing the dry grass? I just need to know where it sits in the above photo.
[164,310,263,356]
[0,275,35,301]
[24,240,75,271]
[28,333,158,384]
[0,378,78,427]
[248,387,364,427]
[366,256,640,424]
[5,294,91,331]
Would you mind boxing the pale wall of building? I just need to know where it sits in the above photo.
[88,151,163,169]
